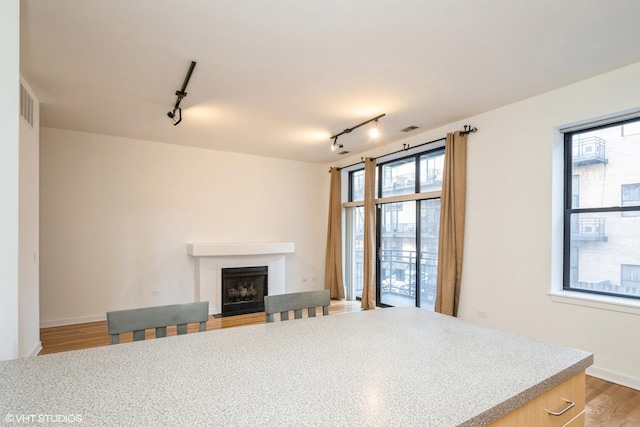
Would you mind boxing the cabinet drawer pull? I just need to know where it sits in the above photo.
[546,399,575,416]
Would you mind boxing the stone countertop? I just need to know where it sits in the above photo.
[0,307,592,426]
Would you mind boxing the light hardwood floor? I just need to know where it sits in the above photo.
[39,300,640,426]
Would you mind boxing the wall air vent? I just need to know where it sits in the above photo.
[401,125,419,132]
[20,83,34,128]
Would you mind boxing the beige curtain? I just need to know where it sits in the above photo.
[361,157,377,310]
[435,132,468,316]
[325,167,345,299]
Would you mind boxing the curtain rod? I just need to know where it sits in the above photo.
[330,125,477,172]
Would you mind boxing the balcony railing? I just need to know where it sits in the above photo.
[379,223,439,240]
[381,223,415,237]
[572,136,608,166]
[381,170,444,196]
[382,176,415,196]
[353,249,438,299]
[571,217,608,242]
[421,169,443,188]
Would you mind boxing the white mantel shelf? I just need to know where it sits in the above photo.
[187,242,295,257]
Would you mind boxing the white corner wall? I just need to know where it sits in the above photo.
[39,129,329,326]
[334,61,640,389]
[458,62,640,390]
[0,0,20,361]
[19,77,41,357]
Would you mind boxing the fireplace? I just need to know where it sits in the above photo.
[221,266,268,316]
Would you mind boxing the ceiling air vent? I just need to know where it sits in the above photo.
[20,83,34,128]
[401,125,419,132]
[337,150,351,155]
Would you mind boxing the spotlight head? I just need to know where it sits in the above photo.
[168,107,182,126]
[331,137,343,152]
[369,119,380,138]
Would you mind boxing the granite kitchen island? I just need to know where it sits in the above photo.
[0,307,592,426]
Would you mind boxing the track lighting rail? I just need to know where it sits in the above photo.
[167,61,197,126]
[331,125,478,171]
[330,114,386,140]
[330,113,386,152]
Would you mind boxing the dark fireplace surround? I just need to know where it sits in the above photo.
[221,266,268,317]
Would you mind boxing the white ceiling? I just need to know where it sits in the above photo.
[20,0,640,164]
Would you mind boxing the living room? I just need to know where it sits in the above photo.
[3,0,640,409]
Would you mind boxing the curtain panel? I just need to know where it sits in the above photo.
[435,132,468,316]
[361,158,377,310]
[324,167,345,299]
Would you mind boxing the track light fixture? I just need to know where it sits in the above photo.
[331,136,343,152]
[330,113,385,152]
[167,61,197,126]
[167,107,181,125]
[369,119,381,138]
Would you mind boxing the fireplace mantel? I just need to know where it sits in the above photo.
[187,242,294,257]
[187,242,294,314]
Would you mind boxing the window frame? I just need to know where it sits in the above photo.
[563,117,640,300]
[344,140,445,308]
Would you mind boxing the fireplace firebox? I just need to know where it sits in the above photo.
[221,266,268,316]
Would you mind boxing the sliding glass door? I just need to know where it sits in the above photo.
[377,199,440,309]
[379,201,416,307]
[418,199,440,310]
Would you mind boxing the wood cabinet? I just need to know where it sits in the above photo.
[489,371,585,427]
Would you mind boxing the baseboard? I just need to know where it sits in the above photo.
[28,342,42,357]
[587,365,640,391]
[41,305,213,328]
[40,314,106,328]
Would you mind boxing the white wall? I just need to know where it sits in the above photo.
[461,62,640,390]
[19,77,41,357]
[39,128,329,326]
[334,61,640,389]
[0,0,20,361]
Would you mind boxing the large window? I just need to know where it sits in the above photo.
[345,142,444,309]
[564,118,640,299]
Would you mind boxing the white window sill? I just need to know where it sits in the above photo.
[549,290,640,316]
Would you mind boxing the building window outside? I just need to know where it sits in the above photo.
[622,121,640,137]
[350,169,365,202]
[345,144,444,309]
[621,264,640,289]
[622,183,640,217]
[564,117,640,300]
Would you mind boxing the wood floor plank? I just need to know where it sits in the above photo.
[584,366,640,427]
[38,300,640,427]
